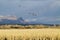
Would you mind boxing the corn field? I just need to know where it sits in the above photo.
[0,29,60,40]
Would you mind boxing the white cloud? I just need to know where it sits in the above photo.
[24,18,37,22]
[32,19,37,21]
[0,15,4,18]
[0,15,17,20]
[24,19,30,22]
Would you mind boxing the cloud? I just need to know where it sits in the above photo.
[0,0,60,14]
[0,0,60,24]
[0,15,17,20]
[24,18,37,22]
[24,19,29,22]
[32,19,37,21]
[0,15,4,17]
[39,16,60,22]
[49,1,60,9]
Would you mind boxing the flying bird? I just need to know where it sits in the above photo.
[28,12,38,17]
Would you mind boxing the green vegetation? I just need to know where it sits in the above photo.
[0,24,60,29]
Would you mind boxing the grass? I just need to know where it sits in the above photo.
[0,29,59,40]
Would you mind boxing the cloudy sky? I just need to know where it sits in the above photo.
[0,0,60,24]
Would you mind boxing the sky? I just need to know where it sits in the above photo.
[0,0,60,24]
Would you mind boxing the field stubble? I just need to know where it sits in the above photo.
[0,29,60,40]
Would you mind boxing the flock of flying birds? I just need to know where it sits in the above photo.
[18,5,38,17]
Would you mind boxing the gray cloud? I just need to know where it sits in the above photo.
[0,0,60,23]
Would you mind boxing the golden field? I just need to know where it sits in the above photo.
[0,29,60,40]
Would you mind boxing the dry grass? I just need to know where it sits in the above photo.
[0,29,60,40]
[0,25,60,29]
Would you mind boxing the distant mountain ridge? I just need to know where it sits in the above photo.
[0,16,39,24]
[0,16,58,25]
